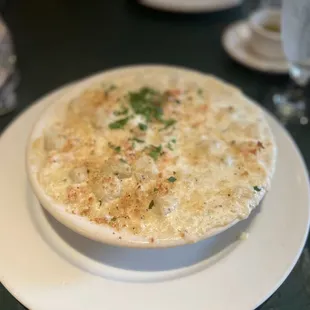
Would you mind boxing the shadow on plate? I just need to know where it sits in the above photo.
[39,202,261,273]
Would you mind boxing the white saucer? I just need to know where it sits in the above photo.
[0,75,309,310]
[139,0,242,13]
[222,21,289,74]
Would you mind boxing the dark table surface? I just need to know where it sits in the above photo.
[0,1,310,309]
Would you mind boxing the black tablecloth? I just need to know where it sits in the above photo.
[0,1,309,309]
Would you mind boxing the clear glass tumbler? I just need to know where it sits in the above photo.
[0,16,18,116]
[272,0,310,125]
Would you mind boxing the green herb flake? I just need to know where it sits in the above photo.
[154,188,158,192]
[159,119,176,131]
[197,88,203,96]
[163,119,176,128]
[148,145,162,161]
[171,138,176,143]
[109,117,129,130]
[132,137,144,143]
[119,158,127,164]
[129,87,164,122]
[253,186,261,192]
[108,142,121,153]
[111,217,117,222]
[105,84,117,95]
[138,123,148,131]
[113,106,128,116]
[167,176,177,183]
[148,200,155,210]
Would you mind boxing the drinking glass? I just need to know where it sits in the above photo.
[0,16,18,116]
[272,0,310,125]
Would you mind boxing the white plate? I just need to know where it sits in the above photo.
[0,74,309,310]
[139,0,242,13]
[222,21,289,74]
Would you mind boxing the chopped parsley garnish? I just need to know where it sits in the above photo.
[109,117,129,129]
[108,142,121,153]
[167,176,177,183]
[113,106,128,116]
[159,119,176,131]
[148,200,155,209]
[148,145,162,161]
[171,138,176,143]
[163,118,176,129]
[197,88,203,96]
[154,188,158,192]
[129,87,175,127]
[253,186,261,192]
[129,87,164,122]
[111,217,117,222]
[138,123,148,131]
[119,158,127,164]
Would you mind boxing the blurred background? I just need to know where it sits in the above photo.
[0,0,310,309]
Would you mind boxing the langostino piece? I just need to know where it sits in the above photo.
[29,67,276,243]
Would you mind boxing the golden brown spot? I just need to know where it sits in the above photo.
[248,149,257,155]
[67,187,78,202]
[198,104,208,113]
[228,106,234,113]
[192,121,203,128]
[156,182,169,195]
[80,208,90,216]
[93,218,107,224]
[62,140,73,152]
[166,89,181,97]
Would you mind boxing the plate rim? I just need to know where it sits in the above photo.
[138,0,242,13]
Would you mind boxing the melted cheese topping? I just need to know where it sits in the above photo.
[30,68,276,242]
